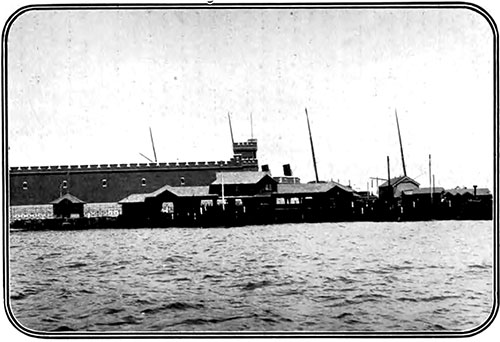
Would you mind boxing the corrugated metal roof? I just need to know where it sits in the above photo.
[50,193,85,204]
[277,182,353,195]
[380,176,420,188]
[212,171,273,185]
[402,187,445,195]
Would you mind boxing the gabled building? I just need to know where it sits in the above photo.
[400,187,445,219]
[441,187,492,220]
[401,187,445,202]
[118,185,216,222]
[209,171,277,196]
[50,193,85,218]
[378,176,420,199]
[273,182,356,221]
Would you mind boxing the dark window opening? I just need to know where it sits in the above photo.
[102,179,107,188]
[180,177,185,186]
[22,181,28,190]
[141,178,146,187]
[62,180,68,189]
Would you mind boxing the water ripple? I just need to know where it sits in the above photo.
[8,221,493,332]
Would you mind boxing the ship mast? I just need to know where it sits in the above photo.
[395,109,407,177]
[305,108,319,183]
[250,112,254,139]
[228,112,235,145]
[149,127,157,163]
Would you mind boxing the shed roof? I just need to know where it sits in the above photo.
[444,188,491,196]
[119,186,215,204]
[156,185,214,198]
[277,182,353,195]
[212,171,275,185]
[402,187,445,196]
[118,193,149,204]
[50,193,85,204]
[380,176,420,188]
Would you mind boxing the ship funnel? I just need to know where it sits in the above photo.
[283,164,292,176]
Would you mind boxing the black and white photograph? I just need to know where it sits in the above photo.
[2,1,498,338]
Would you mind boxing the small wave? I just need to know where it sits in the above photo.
[324,275,356,284]
[79,289,94,294]
[334,312,353,319]
[141,302,204,315]
[353,293,389,299]
[241,280,272,291]
[420,295,460,302]
[349,268,368,274]
[146,269,171,276]
[167,313,259,327]
[64,262,88,269]
[274,289,305,296]
[260,317,279,323]
[313,294,343,302]
[51,325,75,332]
[163,256,184,263]
[397,297,418,302]
[467,263,491,270]
[10,292,29,300]
[103,307,125,315]
[173,277,191,282]
[136,298,156,306]
[35,252,62,260]
[386,265,413,271]
[95,316,140,327]
[345,318,362,324]
[41,317,60,323]
[432,323,447,330]
[433,307,450,314]
[203,274,221,279]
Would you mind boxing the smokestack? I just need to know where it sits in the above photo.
[283,164,292,177]
[473,185,477,197]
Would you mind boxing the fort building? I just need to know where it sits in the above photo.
[9,138,258,206]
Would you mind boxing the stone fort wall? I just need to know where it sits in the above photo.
[9,158,258,205]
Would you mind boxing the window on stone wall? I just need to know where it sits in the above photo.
[180,177,185,186]
[62,180,68,189]
[102,179,107,188]
[22,181,28,190]
[141,178,146,187]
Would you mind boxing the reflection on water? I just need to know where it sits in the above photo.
[9,221,493,332]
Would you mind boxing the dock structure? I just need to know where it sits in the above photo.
[9,171,493,230]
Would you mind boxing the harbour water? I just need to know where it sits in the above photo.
[8,221,494,333]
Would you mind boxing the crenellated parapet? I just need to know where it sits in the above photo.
[233,138,258,160]
[233,138,257,147]
[8,157,259,174]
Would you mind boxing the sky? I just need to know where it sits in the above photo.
[6,5,495,192]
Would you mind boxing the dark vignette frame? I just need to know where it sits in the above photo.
[1,1,498,339]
